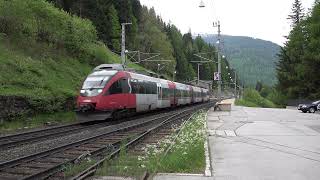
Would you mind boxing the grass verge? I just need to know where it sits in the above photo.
[236,89,276,108]
[63,158,97,178]
[0,111,76,134]
[95,111,207,177]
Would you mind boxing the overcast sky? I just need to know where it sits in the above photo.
[140,0,315,45]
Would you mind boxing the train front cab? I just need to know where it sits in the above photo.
[76,71,135,121]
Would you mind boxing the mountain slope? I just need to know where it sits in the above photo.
[201,35,280,86]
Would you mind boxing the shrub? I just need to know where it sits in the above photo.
[238,89,276,108]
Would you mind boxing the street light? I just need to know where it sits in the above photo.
[199,0,205,8]
[199,0,222,101]
[173,70,176,82]
[157,64,161,78]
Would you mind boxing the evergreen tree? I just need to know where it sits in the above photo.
[277,0,306,98]
[288,0,304,27]
[107,5,121,52]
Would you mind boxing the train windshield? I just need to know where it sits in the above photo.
[80,70,117,97]
[82,70,117,89]
[82,76,110,89]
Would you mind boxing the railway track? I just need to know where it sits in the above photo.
[0,121,112,150]
[70,103,213,180]
[0,105,188,151]
[0,102,214,180]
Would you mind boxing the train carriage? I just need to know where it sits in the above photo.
[128,72,158,112]
[76,64,211,122]
[175,82,192,106]
[192,86,202,103]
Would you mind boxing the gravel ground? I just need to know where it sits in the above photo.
[0,112,172,163]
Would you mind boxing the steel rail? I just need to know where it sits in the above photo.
[0,106,200,180]
[0,103,190,150]
[71,103,212,180]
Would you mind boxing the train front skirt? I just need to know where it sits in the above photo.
[75,110,112,122]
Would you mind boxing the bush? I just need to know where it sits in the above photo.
[237,89,276,108]
[0,0,98,59]
[266,90,287,107]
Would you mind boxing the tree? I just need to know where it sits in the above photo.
[276,0,306,98]
[106,5,121,52]
[255,81,263,92]
[288,0,304,27]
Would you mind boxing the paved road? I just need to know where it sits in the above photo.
[155,102,320,180]
[207,104,320,180]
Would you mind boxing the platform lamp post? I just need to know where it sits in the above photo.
[199,1,222,101]
[227,66,237,98]
[173,70,176,82]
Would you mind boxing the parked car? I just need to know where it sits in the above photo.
[298,100,320,113]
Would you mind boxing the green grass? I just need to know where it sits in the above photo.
[0,35,148,115]
[155,112,206,173]
[0,111,76,133]
[63,159,97,178]
[95,111,207,177]
[235,99,259,107]
[236,89,277,108]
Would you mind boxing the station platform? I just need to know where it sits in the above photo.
[155,99,320,180]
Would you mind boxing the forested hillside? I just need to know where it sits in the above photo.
[201,35,280,86]
[47,0,232,83]
[277,0,320,99]
[0,0,232,119]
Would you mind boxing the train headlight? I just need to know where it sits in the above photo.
[80,89,103,97]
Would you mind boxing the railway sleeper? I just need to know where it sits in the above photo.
[2,166,40,175]
[94,139,123,144]
[51,153,76,159]
[0,172,24,180]
[64,150,90,156]
[80,143,106,149]
[19,162,55,169]
[74,146,101,152]
[36,157,67,164]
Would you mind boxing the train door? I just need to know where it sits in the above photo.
[107,78,129,109]
[157,83,162,108]
[120,78,130,108]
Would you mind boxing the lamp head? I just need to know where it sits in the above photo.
[199,0,205,8]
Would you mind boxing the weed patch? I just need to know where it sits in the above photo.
[95,111,207,177]
[0,111,76,133]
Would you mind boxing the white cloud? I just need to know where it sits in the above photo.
[140,0,315,45]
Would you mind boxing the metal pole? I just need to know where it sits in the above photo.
[121,23,132,65]
[198,63,200,85]
[234,70,237,98]
[121,24,126,65]
[217,21,222,101]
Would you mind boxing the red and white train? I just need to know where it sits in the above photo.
[76,64,210,121]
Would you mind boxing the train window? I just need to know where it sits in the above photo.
[151,82,157,94]
[163,88,168,99]
[109,80,122,95]
[139,83,145,94]
[121,78,130,93]
[158,87,162,98]
[130,79,139,94]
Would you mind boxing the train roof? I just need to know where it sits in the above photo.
[92,64,209,90]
